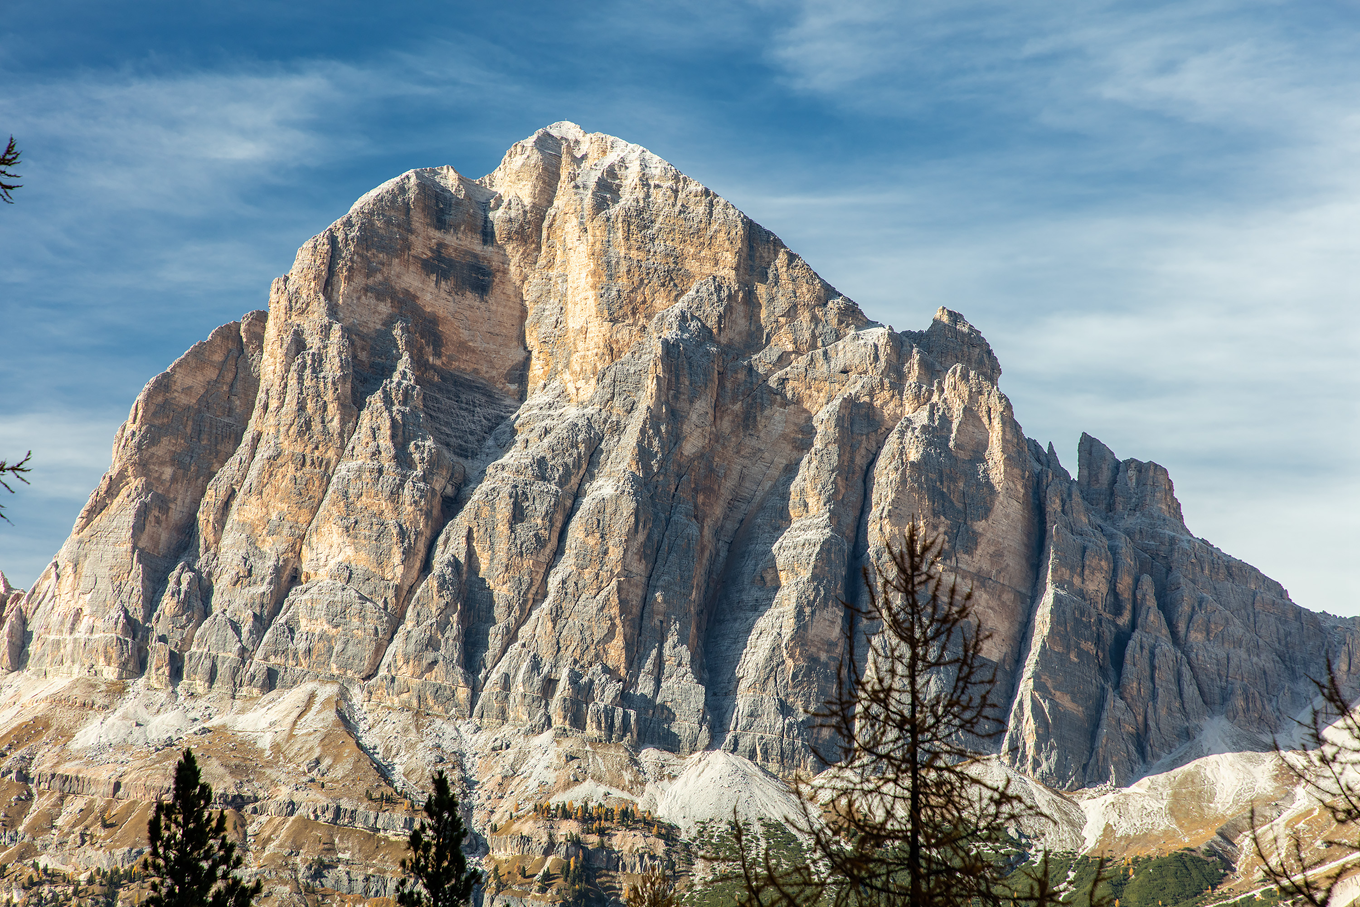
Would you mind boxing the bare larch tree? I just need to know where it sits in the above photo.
[1252,659,1360,907]
[736,522,1073,907]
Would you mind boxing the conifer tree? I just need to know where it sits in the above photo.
[564,855,595,907]
[1251,659,1360,907]
[737,523,1086,907]
[398,770,481,907]
[144,749,260,907]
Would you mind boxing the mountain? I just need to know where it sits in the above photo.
[0,122,1352,893]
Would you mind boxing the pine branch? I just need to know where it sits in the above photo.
[1250,656,1360,907]
[0,451,31,524]
[0,136,20,204]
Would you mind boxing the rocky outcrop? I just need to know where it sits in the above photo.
[999,434,1359,787]
[0,573,24,672]
[0,574,19,609]
[10,122,1355,791]
[17,316,265,681]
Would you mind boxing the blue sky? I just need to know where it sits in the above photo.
[1,0,1356,613]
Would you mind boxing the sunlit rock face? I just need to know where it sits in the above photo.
[11,122,1356,789]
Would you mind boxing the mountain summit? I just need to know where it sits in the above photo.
[1,123,1351,887]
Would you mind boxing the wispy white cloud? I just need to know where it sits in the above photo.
[763,0,1360,197]
[753,188,1360,611]
[0,63,381,588]
[764,0,1018,96]
[0,63,369,341]
[12,65,361,212]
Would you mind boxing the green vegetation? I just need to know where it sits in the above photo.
[563,854,599,906]
[682,815,1227,907]
[1008,851,1228,907]
[527,799,675,838]
[1116,851,1228,907]
[684,820,810,907]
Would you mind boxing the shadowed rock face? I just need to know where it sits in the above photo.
[10,122,1356,788]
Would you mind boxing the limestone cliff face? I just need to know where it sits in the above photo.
[10,123,1355,789]
[0,574,23,671]
[15,316,265,680]
[1003,435,1358,787]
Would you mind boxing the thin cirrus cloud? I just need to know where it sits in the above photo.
[3,66,359,311]
[0,0,1356,615]
[17,69,357,212]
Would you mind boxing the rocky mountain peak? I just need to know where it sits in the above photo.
[914,306,1002,385]
[1077,431,1185,529]
[3,123,1348,808]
